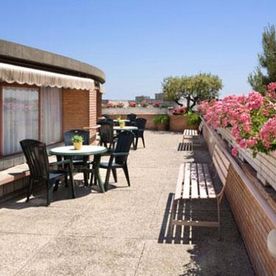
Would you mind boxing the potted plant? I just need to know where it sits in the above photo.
[72,135,83,150]
[153,114,170,131]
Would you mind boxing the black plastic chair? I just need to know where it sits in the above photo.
[64,129,90,185]
[133,118,147,149]
[98,119,117,150]
[126,113,137,126]
[20,139,75,206]
[99,131,134,191]
[127,113,137,122]
[102,114,111,119]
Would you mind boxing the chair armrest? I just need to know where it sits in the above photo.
[111,152,129,157]
[49,159,72,169]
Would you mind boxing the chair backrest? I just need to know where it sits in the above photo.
[20,139,49,180]
[127,113,137,122]
[64,129,90,146]
[114,131,134,164]
[212,145,231,186]
[99,120,114,145]
[102,114,111,119]
[135,118,147,130]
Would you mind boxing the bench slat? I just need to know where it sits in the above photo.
[198,163,208,198]
[213,156,227,185]
[175,163,185,200]
[191,163,199,199]
[203,164,216,198]
[213,151,227,180]
[182,163,191,199]
[183,129,198,137]
[212,145,231,185]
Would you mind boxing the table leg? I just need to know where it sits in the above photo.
[93,154,105,193]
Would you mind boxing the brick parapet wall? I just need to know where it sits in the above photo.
[203,123,276,275]
[107,113,195,132]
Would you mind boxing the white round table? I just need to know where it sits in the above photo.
[50,145,107,156]
[49,145,107,192]
[113,119,130,123]
[113,126,138,131]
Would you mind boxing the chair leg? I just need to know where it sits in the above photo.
[26,178,33,202]
[122,164,130,186]
[83,171,89,186]
[89,170,94,186]
[142,135,145,148]
[69,165,75,199]
[53,180,59,191]
[104,167,112,191]
[112,168,117,182]
[64,173,68,187]
[135,137,138,150]
[46,181,51,206]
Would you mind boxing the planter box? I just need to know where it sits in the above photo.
[203,122,276,276]
[169,115,198,132]
[217,128,276,191]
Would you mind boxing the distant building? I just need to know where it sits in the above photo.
[155,93,164,101]
[135,95,150,103]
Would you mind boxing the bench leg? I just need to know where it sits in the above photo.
[217,199,221,240]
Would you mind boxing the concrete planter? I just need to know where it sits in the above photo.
[169,115,198,132]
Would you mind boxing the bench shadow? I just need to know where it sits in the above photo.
[157,193,253,275]
[158,193,221,245]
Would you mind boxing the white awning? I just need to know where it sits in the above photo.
[0,62,95,90]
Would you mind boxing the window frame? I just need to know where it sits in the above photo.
[0,83,63,157]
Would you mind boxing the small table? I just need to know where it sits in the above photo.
[113,119,130,123]
[114,126,138,131]
[49,145,107,192]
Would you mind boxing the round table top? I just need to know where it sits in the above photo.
[49,145,107,156]
[113,119,130,122]
[114,126,138,131]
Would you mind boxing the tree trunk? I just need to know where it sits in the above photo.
[174,99,183,106]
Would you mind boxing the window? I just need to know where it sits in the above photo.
[3,87,39,155]
[2,86,62,156]
[40,87,62,145]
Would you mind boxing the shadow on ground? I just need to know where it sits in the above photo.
[0,180,93,209]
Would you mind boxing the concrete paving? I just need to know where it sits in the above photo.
[0,131,254,275]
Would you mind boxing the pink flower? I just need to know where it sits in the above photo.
[231,147,238,157]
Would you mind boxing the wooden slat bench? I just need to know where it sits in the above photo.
[170,145,231,237]
[177,141,193,152]
[182,121,203,143]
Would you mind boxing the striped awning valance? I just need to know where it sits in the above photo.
[0,62,95,90]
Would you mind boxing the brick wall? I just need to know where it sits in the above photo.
[106,113,196,131]
[96,89,102,119]
[62,88,89,131]
[108,114,157,130]
[203,123,276,275]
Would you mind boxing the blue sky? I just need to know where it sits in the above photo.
[0,0,275,99]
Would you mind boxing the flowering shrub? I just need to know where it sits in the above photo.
[106,102,114,108]
[171,106,187,115]
[116,102,124,108]
[198,83,276,156]
[140,100,148,108]
[153,102,161,108]
[128,101,136,107]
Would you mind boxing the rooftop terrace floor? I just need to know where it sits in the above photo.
[0,131,254,275]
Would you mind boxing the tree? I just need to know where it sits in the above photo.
[248,25,276,94]
[162,73,222,110]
